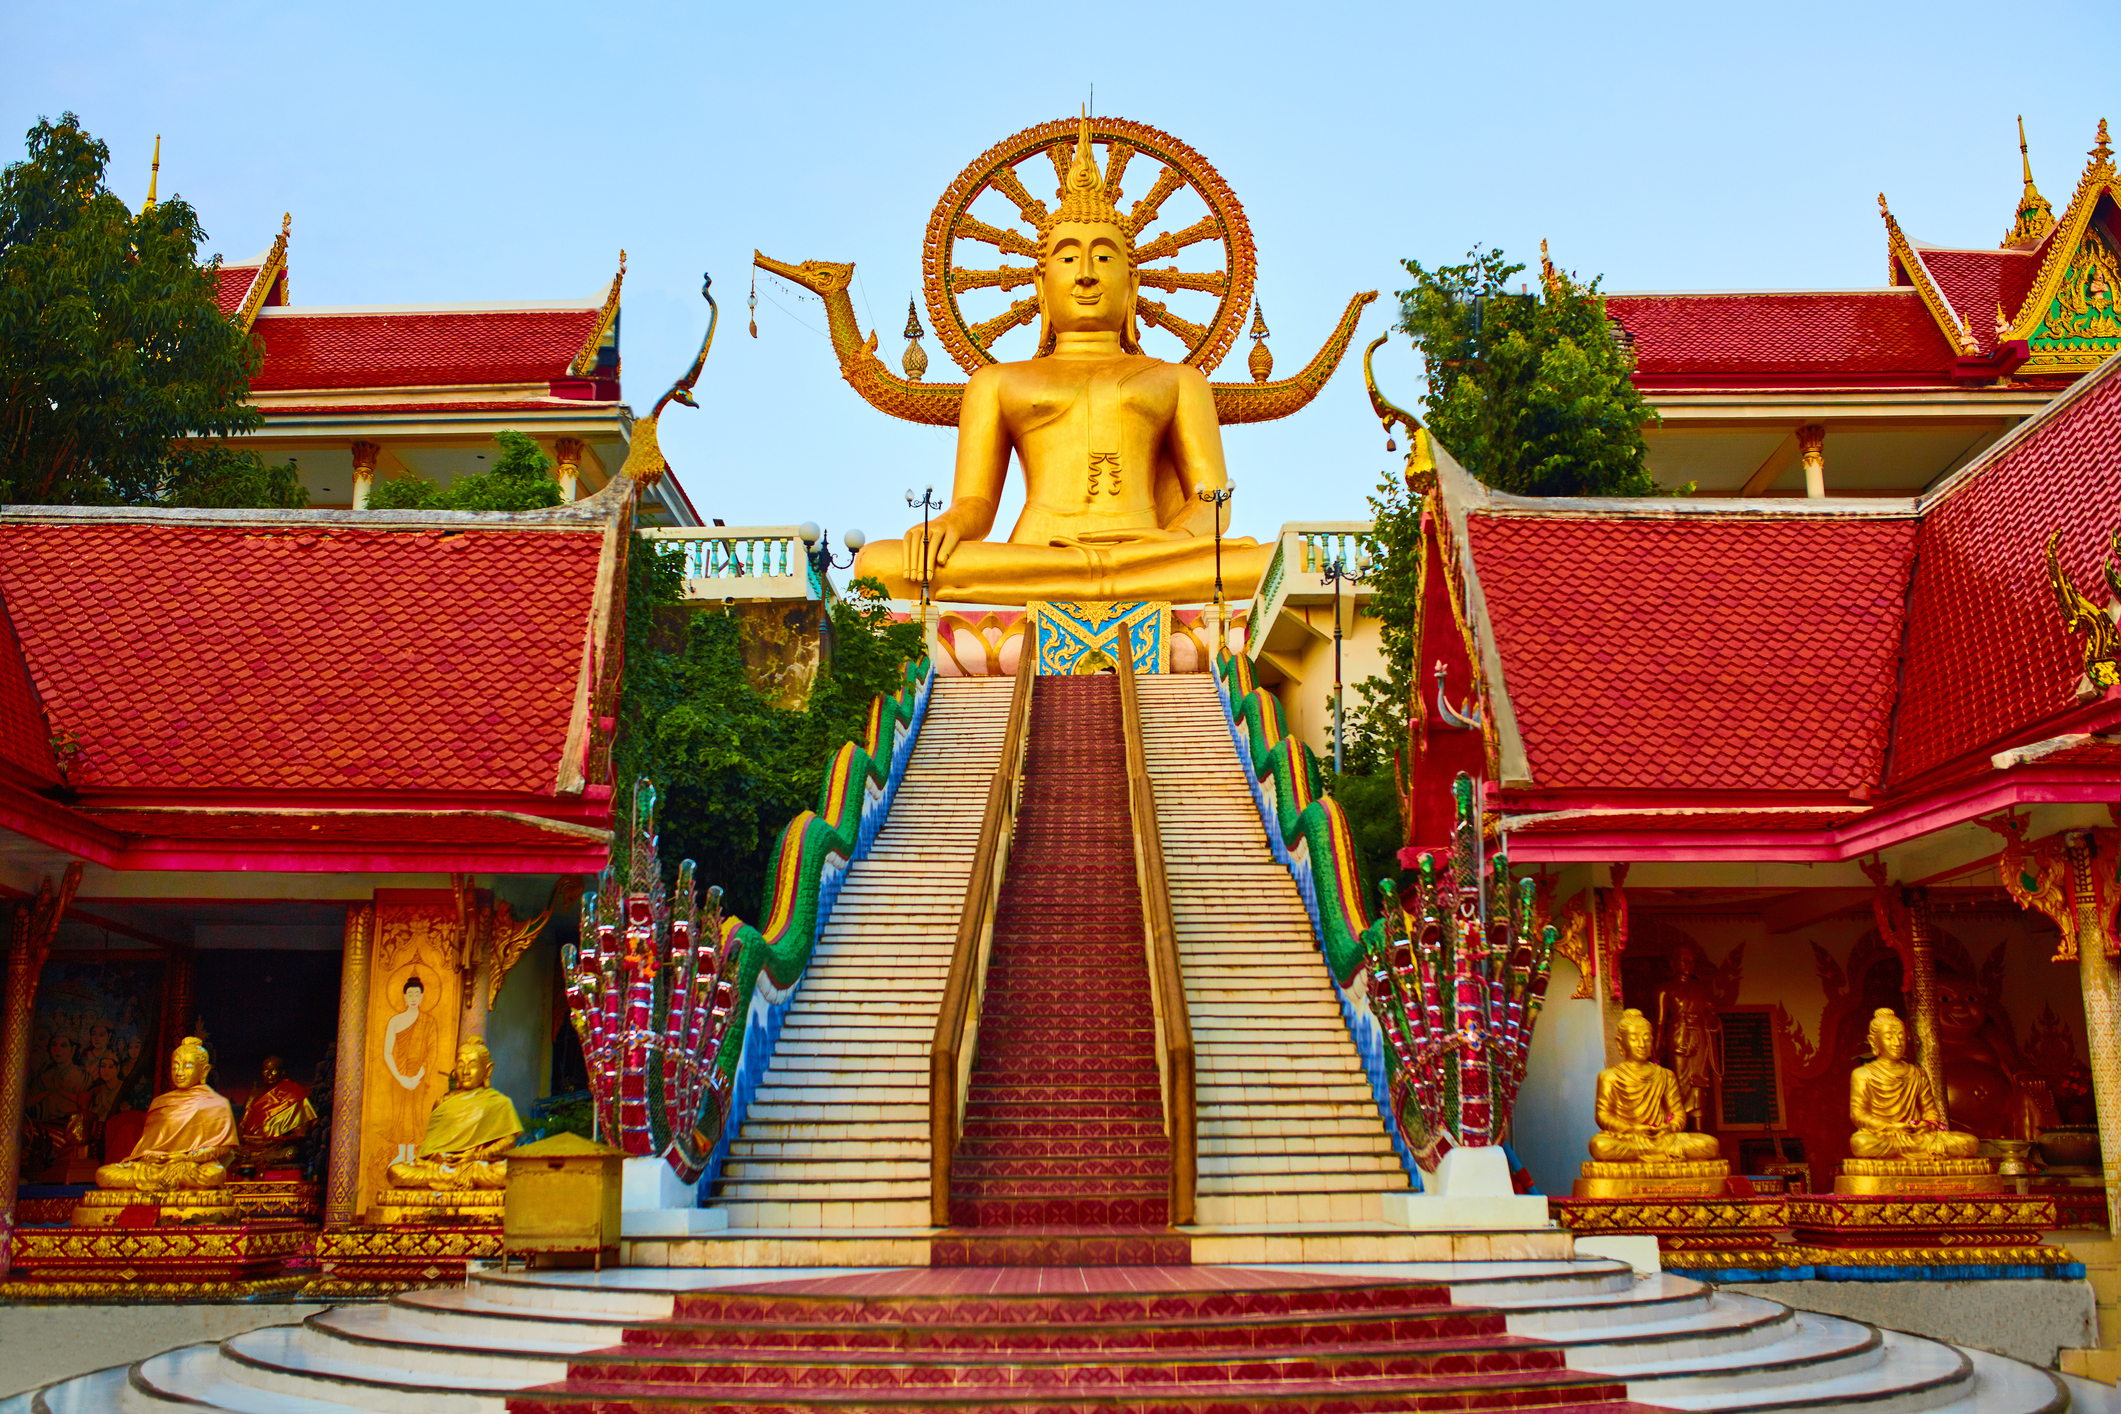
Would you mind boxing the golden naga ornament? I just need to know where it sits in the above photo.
[754,114,1376,429]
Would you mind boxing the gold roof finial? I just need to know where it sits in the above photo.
[2093,118,2114,168]
[1539,238,1564,297]
[142,134,160,214]
[2005,116,2056,248]
[1040,108,1125,240]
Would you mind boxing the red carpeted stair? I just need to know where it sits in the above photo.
[949,675,1171,1237]
[508,1265,1666,1413]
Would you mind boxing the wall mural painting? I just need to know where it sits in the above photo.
[22,956,167,1181]
[357,896,462,1216]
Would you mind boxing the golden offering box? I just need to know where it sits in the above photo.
[503,1132,624,1267]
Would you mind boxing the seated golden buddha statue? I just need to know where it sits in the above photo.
[850,118,1268,608]
[1847,1008,1982,1161]
[94,1035,237,1193]
[385,1038,523,1192]
[236,1054,317,1171]
[1574,1010,1726,1197]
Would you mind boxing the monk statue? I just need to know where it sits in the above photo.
[1848,1008,1982,1159]
[1654,942,1723,1132]
[386,1038,523,1190]
[849,116,1270,607]
[236,1055,317,1170]
[94,1036,238,1192]
[1589,1010,1725,1164]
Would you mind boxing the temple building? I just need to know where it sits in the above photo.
[1607,119,2120,496]
[206,211,699,524]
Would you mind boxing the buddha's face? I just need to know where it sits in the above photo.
[1618,1017,1656,1062]
[1870,1016,1908,1061]
[260,1056,282,1086]
[1039,222,1134,335]
[456,1044,492,1089]
[170,1046,209,1089]
[1671,946,1701,981]
[1937,977,1983,1041]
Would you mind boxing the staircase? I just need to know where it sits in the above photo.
[20,1259,2100,1412]
[711,676,1015,1229]
[949,675,1171,1228]
[1135,672,1413,1225]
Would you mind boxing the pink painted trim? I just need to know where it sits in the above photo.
[111,844,609,873]
[1508,767,2121,862]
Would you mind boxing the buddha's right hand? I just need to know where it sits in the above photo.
[901,501,991,576]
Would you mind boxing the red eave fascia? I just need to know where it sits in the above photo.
[106,840,610,874]
[66,786,613,820]
[1505,764,2121,863]
[1634,371,1961,392]
[0,781,124,865]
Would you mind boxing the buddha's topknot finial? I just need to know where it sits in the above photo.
[1040,109,1126,241]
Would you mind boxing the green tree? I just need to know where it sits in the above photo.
[368,430,565,511]
[610,549,924,920]
[1395,245,1662,497]
[0,114,278,506]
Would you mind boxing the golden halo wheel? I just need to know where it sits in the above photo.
[922,117,1257,374]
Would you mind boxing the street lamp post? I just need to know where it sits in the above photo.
[1319,552,1370,775]
[904,487,940,612]
[1195,482,1235,653]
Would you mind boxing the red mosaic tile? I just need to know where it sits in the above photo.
[1605,290,1960,388]
[251,307,599,391]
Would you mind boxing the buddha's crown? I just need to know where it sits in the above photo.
[1040,113,1128,245]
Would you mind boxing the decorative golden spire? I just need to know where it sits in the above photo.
[1246,303,1273,383]
[1040,109,1125,240]
[2093,118,2114,170]
[2004,116,2056,249]
[1539,238,1564,297]
[142,135,160,214]
[901,297,930,381]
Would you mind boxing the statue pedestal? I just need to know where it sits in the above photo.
[1572,1160,1729,1199]
[1833,1158,2003,1196]
[1551,1195,1792,1279]
[1788,1193,2077,1277]
[70,1188,238,1227]
[371,1187,505,1225]
[5,1220,308,1298]
[228,1178,320,1223]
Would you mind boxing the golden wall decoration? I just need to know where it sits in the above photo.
[357,893,463,1218]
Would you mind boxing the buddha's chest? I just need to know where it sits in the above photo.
[999,361,1177,444]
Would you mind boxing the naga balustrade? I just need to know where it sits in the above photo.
[1116,647,1197,1224]
[929,644,1035,1224]
[566,655,930,1187]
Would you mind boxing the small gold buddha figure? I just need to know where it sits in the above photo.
[849,116,1269,606]
[385,1038,523,1191]
[1574,1011,1725,1198]
[236,1055,317,1171]
[1847,1008,1982,1160]
[93,1036,238,1192]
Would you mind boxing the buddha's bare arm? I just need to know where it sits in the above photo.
[906,368,1007,570]
[1161,366,1229,537]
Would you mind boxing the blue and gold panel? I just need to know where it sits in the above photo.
[1029,601,1170,675]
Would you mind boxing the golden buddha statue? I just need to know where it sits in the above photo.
[93,1036,237,1192]
[1654,942,1723,1132]
[1846,1008,1981,1160]
[1837,1008,1998,1195]
[848,117,1270,607]
[236,1055,317,1171]
[385,1038,522,1192]
[1574,1010,1727,1197]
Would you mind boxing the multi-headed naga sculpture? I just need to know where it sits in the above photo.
[1369,774,1556,1160]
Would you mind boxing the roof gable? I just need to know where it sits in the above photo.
[2002,123,2121,373]
[0,591,61,789]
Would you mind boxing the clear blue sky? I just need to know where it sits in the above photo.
[7,0,2114,542]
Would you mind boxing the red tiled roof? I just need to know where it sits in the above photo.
[1910,248,2041,354]
[249,309,599,391]
[0,593,60,788]
[1471,514,1918,792]
[0,522,606,795]
[1605,291,1959,385]
[214,264,260,317]
[79,809,603,847]
[1889,364,2121,786]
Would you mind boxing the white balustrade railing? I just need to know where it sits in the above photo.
[641,526,823,601]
